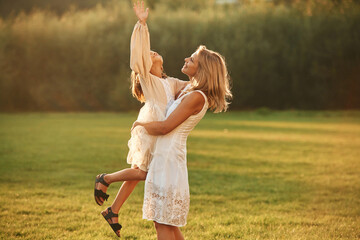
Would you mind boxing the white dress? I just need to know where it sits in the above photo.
[127,80,173,172]
[142,86,209,227]
[127,21,187,172]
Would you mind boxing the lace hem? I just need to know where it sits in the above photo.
[143,181,189,227]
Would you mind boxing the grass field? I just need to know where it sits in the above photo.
[0,111,359,240]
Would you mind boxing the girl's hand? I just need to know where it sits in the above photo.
[133,1,149,25]
[131,121,143,131]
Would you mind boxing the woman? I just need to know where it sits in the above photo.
[133,37,232,240]
[94,1,187,237]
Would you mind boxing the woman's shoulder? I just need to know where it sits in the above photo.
[184,91,207,115]
[182,90,207,110]
[192,89,208,101]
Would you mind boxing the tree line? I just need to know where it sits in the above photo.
[0,0,359,111]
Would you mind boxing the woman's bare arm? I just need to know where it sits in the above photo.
[132,92,205,135]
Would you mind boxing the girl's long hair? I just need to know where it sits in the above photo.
[130,71,145,103]
[130,70,167,103]
[189,45,232,113]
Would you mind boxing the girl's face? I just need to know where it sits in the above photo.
[181,52,199,78]
[150,51,163,65]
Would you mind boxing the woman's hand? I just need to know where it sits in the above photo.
[133,1,149,25]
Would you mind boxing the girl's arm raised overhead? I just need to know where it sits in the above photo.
[132,92,206,135]
[133,1,148,25]
[130,1,151,79]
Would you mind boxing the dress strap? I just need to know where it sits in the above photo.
[179,89,208,104]
[176,84,191,99]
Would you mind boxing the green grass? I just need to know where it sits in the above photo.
[0,111,359,240]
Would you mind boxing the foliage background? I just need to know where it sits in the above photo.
[0,0,359,111]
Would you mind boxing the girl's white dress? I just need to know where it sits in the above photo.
[127,21,187,172]
[143,85,209,227]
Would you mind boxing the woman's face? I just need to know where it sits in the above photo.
[181,52,199,78]
[150,51,163,65]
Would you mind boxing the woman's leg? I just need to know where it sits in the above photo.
[154,222,176,240]
[173,227,184,240]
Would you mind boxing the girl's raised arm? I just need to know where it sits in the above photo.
[133,1,148,25]
[130,1,151,79]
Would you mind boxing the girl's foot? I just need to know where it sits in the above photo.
[94,173,110,206]
[101,207,122,237]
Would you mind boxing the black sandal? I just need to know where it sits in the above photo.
[102,207,122,237]
[94,173,110,206]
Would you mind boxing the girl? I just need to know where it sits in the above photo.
[94,1,187,237]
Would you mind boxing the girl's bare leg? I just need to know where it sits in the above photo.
[101,180,140,237]
[95,168,147,203]
[108,168,147,212]
[99,168,147,236]
[105,168,147,183]
[111,180,139,212]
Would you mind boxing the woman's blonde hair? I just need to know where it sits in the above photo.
[130,70,167,103]
[189,45,232,113]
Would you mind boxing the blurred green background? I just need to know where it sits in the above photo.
[0,0,359,111]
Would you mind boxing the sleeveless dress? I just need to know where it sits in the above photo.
[142,86,209,227]
[127,21,187,172]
